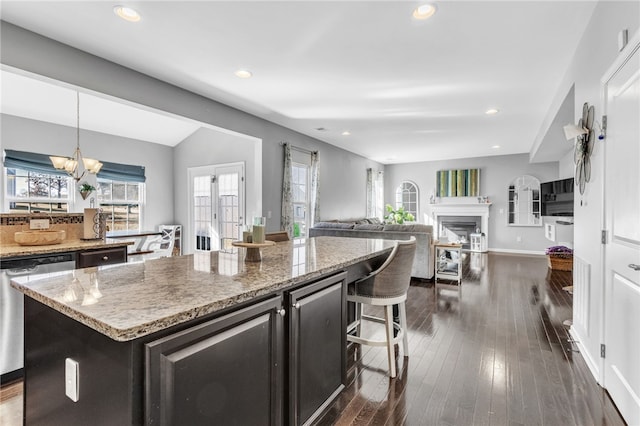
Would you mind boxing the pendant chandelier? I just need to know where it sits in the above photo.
[50,92,103,181]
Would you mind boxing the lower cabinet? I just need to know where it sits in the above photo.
[145,296,284,425]
[287,272,347,426]
[144,272,347,426]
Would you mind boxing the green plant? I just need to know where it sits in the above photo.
[384,204,415,224]
[79,182,96,192]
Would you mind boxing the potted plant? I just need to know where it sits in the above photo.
[79,182,96,200]
[384,204,415,224]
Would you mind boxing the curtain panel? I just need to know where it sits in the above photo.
[281,143,293,238]
[366,168,384,220]
[310,151,320,225]
[366,168,374,217]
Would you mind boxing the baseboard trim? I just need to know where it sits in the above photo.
[488,248,545,256]
[570,327,602,385]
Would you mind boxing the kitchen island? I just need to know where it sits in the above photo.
[11,236,394,425]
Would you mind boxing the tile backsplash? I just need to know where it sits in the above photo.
[0,213,105,245]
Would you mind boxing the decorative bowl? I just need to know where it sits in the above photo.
[14,230,66,246]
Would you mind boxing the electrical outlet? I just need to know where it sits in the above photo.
[65,358,79,402]
[30,219,50,230]
[516,236,522,242]
[499,208,504,214]
[267,211,272,219]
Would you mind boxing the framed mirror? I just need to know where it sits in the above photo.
[508,175,541,226]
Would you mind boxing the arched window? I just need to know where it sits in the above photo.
[395,181,419,220]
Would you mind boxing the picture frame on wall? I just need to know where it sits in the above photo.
[436,168,480,197]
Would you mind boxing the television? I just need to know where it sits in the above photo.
[541,177,574,216]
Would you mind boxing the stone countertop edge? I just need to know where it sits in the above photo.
[0,239,134,258]
[11,237,395,342]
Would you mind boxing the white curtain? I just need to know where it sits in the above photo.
[366,168,384,219]
[366,168,374,217]
[281,143,293,237]
[310,151,320,225]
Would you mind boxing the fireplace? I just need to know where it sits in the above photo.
[428,202,492,251]
[439,216,481,250]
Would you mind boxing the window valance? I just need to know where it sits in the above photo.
[98,161,146,183]
[3,149,67,176]
[3,149,146,182]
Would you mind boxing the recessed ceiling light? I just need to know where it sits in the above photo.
[485,108,500,115]
[412,4,437,20]
[113,5,141,22]
[492,145,501,149]
[234,69,252,79]
[342,131,351,136]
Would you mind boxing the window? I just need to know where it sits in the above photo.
[97,179,143,231]
[395,181,418,219]
[291,162,309,237]
[5,167,70,213]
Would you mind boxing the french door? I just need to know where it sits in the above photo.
[190,163,245,253]
[602,35,640,426]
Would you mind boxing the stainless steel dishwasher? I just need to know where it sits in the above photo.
[1,252,76,382]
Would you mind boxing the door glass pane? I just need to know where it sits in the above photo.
[218,172,240,252]
[193,175,212,251]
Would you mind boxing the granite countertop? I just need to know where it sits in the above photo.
[11,237,394,342]
[0,239,134,258]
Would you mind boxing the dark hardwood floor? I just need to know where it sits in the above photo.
[315,252,625,426]
[0,252,625,425]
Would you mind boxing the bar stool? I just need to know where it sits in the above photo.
[347,237,416,378]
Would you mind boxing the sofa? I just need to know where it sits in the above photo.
[309,220,434,279]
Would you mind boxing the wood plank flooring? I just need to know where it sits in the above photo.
[0,252,625,425]
[315,252,625,426]
[0,379,22,426]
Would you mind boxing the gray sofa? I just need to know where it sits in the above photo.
[309,221,434,279]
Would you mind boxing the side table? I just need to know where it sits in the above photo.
[434,241,462,294]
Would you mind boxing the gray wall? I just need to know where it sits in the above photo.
[1,22,384,237]
[385,153,559,252]
[0,114,174,228]
[173,126,261,252]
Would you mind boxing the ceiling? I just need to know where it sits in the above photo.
[0,1,595,164]
[1,70,202,146]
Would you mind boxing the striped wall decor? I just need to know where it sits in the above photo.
[436,169,480,197]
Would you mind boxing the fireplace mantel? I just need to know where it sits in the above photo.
[428,203,492,248]
[429,203,492,216]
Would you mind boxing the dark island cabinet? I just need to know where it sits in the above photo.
[22,263,384,425]
[145,295,284,426]
[287,272,347,426]
[77,246,127,268]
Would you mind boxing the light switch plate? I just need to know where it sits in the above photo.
[65,358,79,402]
[30,219,50,230]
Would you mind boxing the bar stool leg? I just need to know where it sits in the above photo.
[399,301,409,355]
[384,305,397,378]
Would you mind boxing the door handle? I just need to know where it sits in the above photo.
[629,264,640,271]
